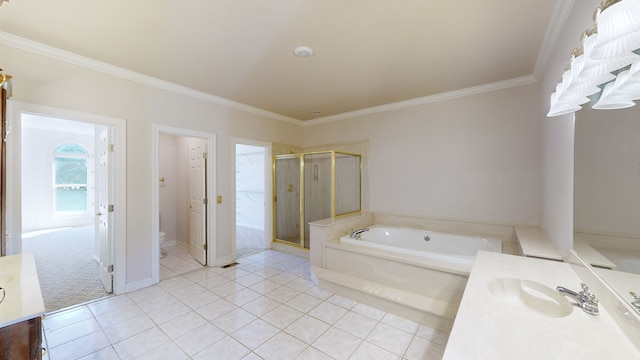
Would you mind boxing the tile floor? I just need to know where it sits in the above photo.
[42,248,449,359]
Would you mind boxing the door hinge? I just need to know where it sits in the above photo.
[203,152,208,160]
[203,198,208,205]
[109,144,115,152]
[107,264,114,273]
[203,243,207,251]
[108,204,114,212]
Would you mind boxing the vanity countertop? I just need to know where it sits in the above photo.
[0,253,45,327]
[443,251,639,359]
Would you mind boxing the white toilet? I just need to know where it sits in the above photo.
[159,210,167,258]
[159,231,167,258]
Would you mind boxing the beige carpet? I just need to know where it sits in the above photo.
[22,226,109,313]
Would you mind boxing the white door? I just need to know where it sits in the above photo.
[97,128,114,293]
[189,139,207,265]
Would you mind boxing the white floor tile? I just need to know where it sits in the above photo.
[308,302,348,325]
[146,300,191,325]
[225,287,262,306]
[195,298,238,320]
[365,322,413,356]
[241,296,281,317]
[381,313,420,334]
[295,346,334,360]
[192,335,251,360]
[113,327,170,359]
[351,302,387,321]
[211,307,257,333]
[312,327,362,360]
[174,323,226,356]
[416,325,450,346]
[232,318,280,349]
[48,330,111,360]
[285,315,330,344]
[261,304,304,329]
[46,318,103,348]
[45,306,95,332]
[254,332,308,360]
[265,285,300,303]
[77,345,119,360]
[350,341,401,360]
[404,336,446,360]
[286,293,323,313]
[102,314,155,344]
[134,342,189,360]
[333,311,378,339]
[159,310,208,339]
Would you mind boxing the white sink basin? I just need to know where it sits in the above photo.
[486,277,573,318]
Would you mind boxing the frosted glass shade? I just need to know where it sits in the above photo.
[591,0,640,60]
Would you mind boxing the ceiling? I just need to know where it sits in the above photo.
[0,1,557,121]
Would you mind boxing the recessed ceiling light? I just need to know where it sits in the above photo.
[294,46,314,57]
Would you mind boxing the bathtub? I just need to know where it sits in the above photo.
[340,225,502,271]
[310,218,506,332]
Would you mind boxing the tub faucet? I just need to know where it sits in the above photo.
[556,283,599,315]
[350,227,369,239]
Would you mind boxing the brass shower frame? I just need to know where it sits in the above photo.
[272,150,362,248]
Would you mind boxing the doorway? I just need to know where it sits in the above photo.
[20,114,114,312]
[152,126,216,283]
[233,139,271,258]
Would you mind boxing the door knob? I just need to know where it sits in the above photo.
[96,212,103,216]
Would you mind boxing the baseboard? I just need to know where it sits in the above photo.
[124,277,155,293]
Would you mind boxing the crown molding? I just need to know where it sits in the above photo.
[0,31,303,126]
[533,0,575,80]
[303,75,538,126]
[2,30,550,128]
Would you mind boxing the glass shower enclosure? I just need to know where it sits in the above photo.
[273,151,361,248]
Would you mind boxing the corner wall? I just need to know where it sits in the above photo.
[538,0,599,258]
[303,83,542,227]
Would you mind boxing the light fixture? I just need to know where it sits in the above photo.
[591,0,640,60]
[0,69,12,98]
[547,1,640,117]
[293,46,314,58]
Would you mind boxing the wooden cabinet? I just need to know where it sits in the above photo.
[0,316,42,360]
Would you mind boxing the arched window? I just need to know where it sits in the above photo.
[54,143,88,215]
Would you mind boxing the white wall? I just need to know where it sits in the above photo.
[3,42,302,289]
[538,0,600,257]
[574,103,640,236]
[21,124,94,232]
[158,134,178,244]
[303,83,542,226]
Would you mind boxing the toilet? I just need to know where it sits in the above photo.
[159,231,167,258]
[159,210,167,258]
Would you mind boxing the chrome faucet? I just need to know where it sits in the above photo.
[556,283,599,315]
[630,292,640,312]
[350,227,369,239]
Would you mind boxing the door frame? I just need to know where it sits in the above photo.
[6,101,127,294]
[231,138,272,258]
[151,125,216,283]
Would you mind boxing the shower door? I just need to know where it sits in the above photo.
[274,155,302,245]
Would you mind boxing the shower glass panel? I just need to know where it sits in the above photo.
[303,153,332,248]
[274,155,302,245]
[273,151,361,249]
[335,152,361,216]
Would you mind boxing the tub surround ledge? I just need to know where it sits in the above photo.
[443,251,640,359]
